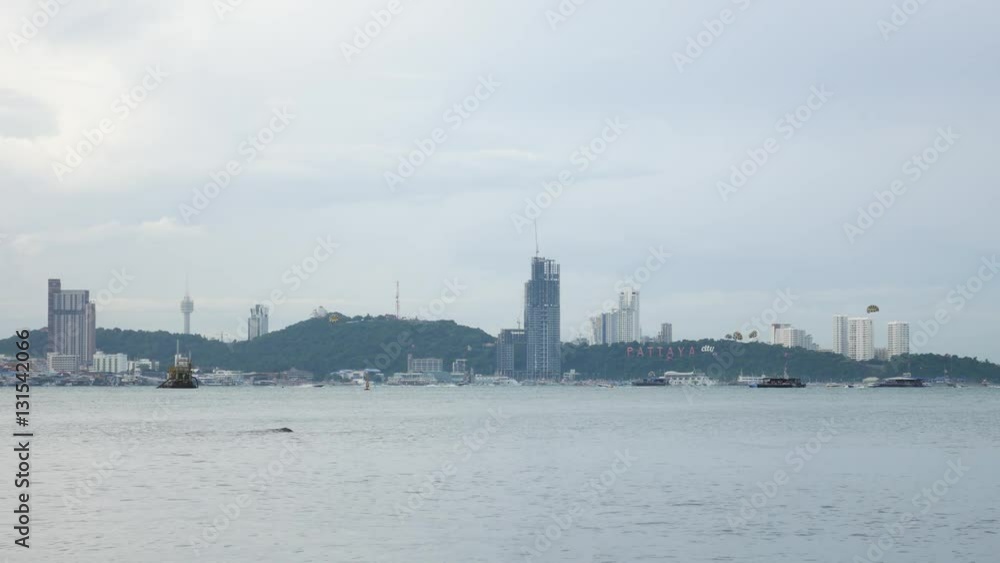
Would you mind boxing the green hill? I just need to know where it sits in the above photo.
[5,318,999,382]
[4,315,494,377]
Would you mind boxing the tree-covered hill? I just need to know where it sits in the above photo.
[2,315,495,376]
[5,320,1000,381]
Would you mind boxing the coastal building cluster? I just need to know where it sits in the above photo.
[831,315,909,361]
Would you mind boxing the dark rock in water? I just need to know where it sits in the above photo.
[274,427,293,433]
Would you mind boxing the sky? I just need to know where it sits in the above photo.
[1,0,998,360]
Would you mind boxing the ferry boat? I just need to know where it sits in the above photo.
[633,372,667,386]
[750,365,805,388]
[752,376,806,388]
[872,375,925,388]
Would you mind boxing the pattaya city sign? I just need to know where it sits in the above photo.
[626,345,698,360]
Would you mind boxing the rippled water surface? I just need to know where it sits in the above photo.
[18,386,1000,562]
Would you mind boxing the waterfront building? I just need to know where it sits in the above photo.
[848,317,874,361]
[524,256,561,379]
[496,328,527,378]
[248,304,269,340]
[887,321,910,359]
[47,279,96,369]
[832,315,849,357]
[92,351,129,374]
[407,355,443,373]
[47,353,80,373]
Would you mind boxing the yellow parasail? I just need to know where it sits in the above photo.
[867,305,880,314]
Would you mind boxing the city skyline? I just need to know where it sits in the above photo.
[2,2,997,361]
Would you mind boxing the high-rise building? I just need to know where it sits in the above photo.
[248,304,269,340]
[848,317,874,361]
[589,311,619,345]
[887,321,910,359]
[496,328,527,378]
[617,289,640,343]
[770,323,791,345]
[832,315,849,357]
[47,279,96,370]
[524,256,561,379]
[180,281,194,335]
[658,322,673,344]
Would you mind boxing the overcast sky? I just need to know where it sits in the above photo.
[1,0,997,360]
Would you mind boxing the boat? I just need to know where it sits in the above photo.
[158,343,199,389]
[753,376,806,388]
[872,375,925,388]
[633,372,667,386]
[751,364,805,388]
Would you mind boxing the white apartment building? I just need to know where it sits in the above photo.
[848,317,874,361]
[832,315,849,357]
[887,321,910,359]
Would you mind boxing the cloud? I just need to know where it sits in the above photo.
[11,217,203,255]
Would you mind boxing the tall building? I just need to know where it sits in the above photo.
[617,289,640,343]
[887,321,910,359]
[658,322,673,344]
[47,279,96,370]
[496,328,527,378]
[770,323,791,345]
[524,256,561,379]
[848,317,874,361]
[248,304,269,340]
[589,311,619,345]
[180,281,194,335]
[832,315,849,357]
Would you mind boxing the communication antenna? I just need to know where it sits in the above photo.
[395,281,400,319]
[534,220,540,257]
